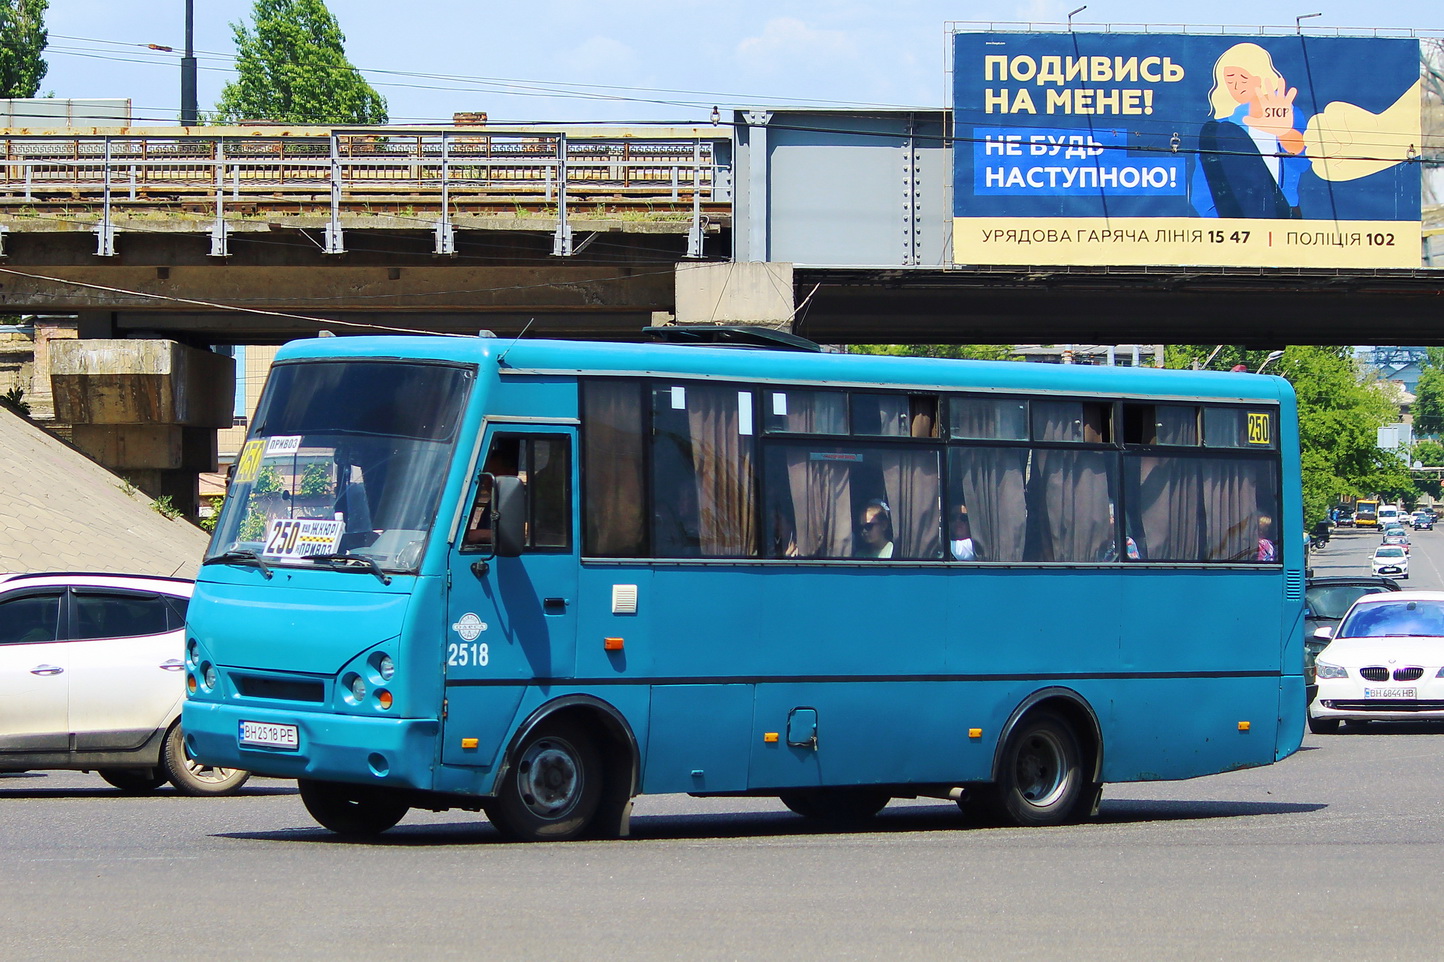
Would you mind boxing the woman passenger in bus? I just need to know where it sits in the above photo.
[855,499,895,559]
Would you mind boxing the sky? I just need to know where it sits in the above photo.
[37,1,1444,127]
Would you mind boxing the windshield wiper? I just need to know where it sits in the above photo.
[204,548,273,580]
[306,552,392,585]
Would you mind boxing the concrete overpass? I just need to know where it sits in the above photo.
[2,116,1441,347]
[2,113,1441,516]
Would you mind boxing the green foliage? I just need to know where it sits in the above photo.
[215,0,387,125]
[151,495,182,520]
[1413,367,1444,436]
[238,510,268,542]
[199,497,224,533]
[848,344,1018,361]
[254,465,284,494]
[0,0,47,98]
[1415,438,1444,467]
[0,385,29,416]
[1168,345,1413,528]
[298,461,331,496]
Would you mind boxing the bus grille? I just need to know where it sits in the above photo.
[234,675,325,703]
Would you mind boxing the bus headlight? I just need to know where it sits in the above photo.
[344,673,366,704]
[376,653,395,681]
[200,663,218,691]
[1316,662,1348,679]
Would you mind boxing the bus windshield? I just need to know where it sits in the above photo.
[206,359,473,573]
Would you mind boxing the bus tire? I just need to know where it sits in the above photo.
[161,722,252,796]
[488,721,602,842]
[98,768,167,793]
[299,779,410,837]
[779,788,890,822]
[980,710,1089,827]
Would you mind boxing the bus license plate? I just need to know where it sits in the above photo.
[239,720,299,750]
[1363,687,1415,699]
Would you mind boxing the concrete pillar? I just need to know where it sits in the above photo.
[672,261,795,331]
[49,339,235,519]
[29,317,79,421]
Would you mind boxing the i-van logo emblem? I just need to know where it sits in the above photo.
[451,612,488,641]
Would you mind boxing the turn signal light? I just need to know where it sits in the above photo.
[763,732,779,743]
[1238,721,1251,731]
[377,689,393,710]
[186,674,197,694]
[604,637,624,651]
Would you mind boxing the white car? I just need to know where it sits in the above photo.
[1372,544,1409,579]
[0,572,249,794]
[1309,591,1444,733]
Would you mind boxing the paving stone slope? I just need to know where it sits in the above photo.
[0,407,210,577]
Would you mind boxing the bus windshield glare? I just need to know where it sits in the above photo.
[206,359,473,573]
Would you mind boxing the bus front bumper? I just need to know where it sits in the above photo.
[182,702,440,788]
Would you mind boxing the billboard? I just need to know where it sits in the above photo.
[952,32,1422,268]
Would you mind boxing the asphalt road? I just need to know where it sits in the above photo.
[2,525,1442,961]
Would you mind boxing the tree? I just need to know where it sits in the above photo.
[0,0,48,98]
[848,344,1018,361]
[1167,345,1415,527]
[215,0,387,125]
[1413,367,1444,436]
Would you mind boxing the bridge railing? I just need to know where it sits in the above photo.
[0,128,731,256]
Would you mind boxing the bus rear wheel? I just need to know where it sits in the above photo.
[979,710,1090,827]
[487,721,602,842]
[299,779,410,837]
[779,788,890,822]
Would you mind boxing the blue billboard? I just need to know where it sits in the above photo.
[952,32,1422,267]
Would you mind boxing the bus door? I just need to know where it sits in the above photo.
[443,429,578,768]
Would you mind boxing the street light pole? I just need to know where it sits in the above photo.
[181,0,197,125]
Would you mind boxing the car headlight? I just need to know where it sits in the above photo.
[1316,661,1348,680]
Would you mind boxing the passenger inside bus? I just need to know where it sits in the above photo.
[855,499,895,558]
[949,504,976,560]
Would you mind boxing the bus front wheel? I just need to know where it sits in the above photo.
[978,710,1090,827]
[299,779,410,837]
[488,721,602,842]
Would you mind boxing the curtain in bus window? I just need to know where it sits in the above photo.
[950,447,1028,561]
[883,449,942,559]
[1025,450,1116,562]
[581,379,646,557]
[1155,406,1198,445]
[950,397,1029,441]
[684,386,757,557]
[779,450,853,558]
[1199,458,1279,562]
[769,444,940,559]
[1127,455,1204,561]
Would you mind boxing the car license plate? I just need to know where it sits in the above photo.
[1362,687,1416,699]
[1380,566,1402,573]
[239,720,299,750]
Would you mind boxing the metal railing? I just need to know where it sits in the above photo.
[0,128,731,257]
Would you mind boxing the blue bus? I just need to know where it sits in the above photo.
[183,330,1304,839]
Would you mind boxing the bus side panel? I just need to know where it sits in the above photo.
[438,685,525,771]
[749,681,1002,788]
[1095,676,1281,781]
[643,684,753,794]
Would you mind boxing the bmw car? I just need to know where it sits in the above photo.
[1309,591,1444,734]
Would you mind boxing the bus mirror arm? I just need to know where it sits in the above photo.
[493,475,526,558]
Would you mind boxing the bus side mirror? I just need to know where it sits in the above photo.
[493,475,526,558]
